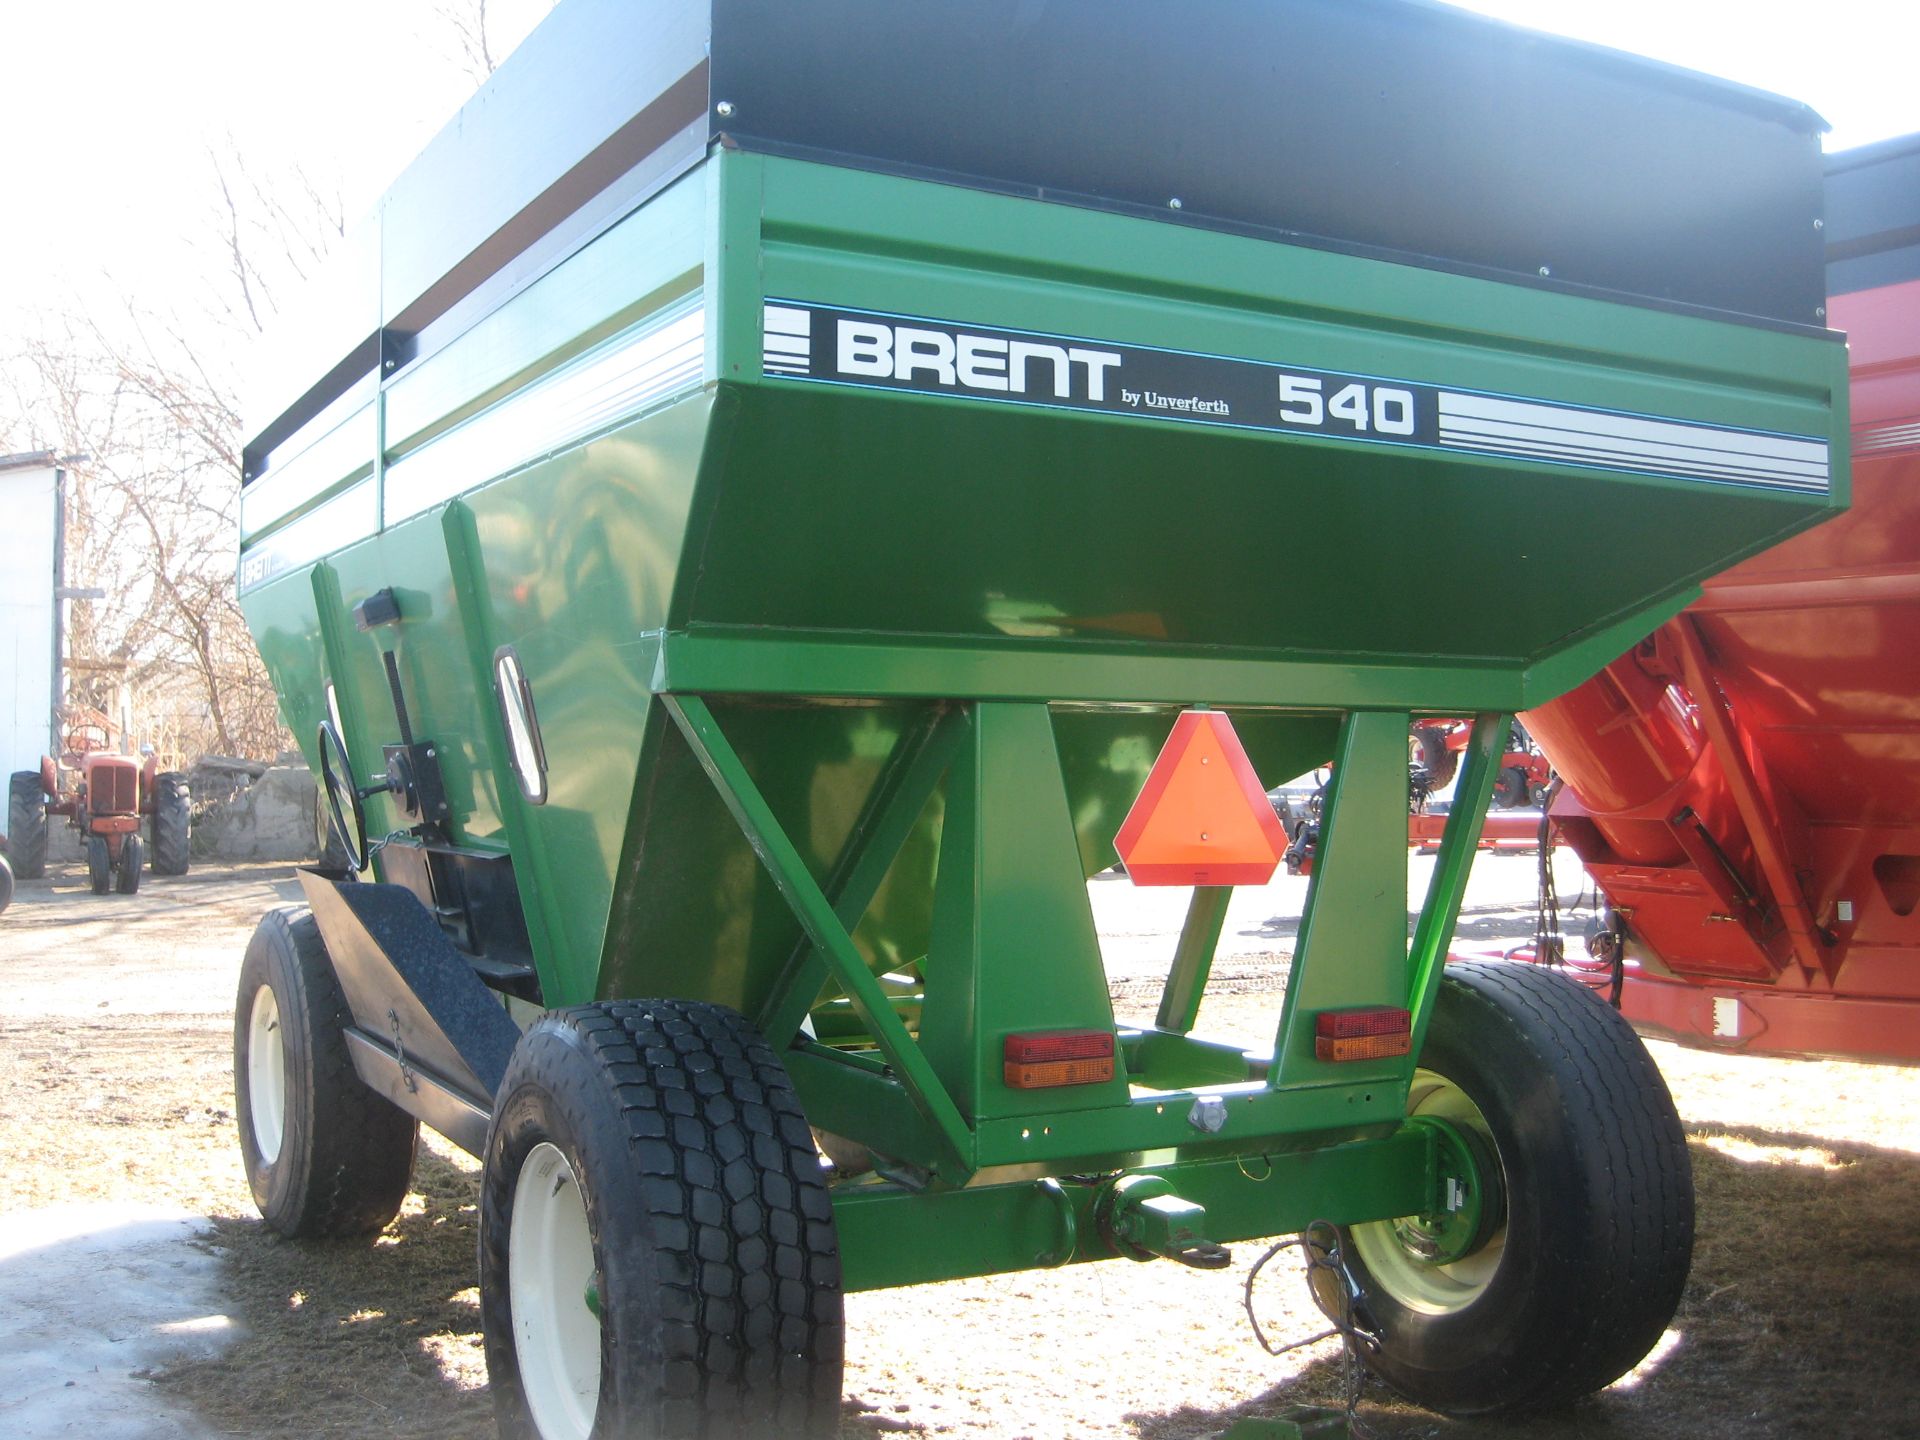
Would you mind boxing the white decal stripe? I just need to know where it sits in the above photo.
[1440,392,1827,470]
[1438,419,1827,482]
[383,300,705,526]
[1436,414,1827,479]
[1857,420,1920,455]
[1438,431,1828,488]
[238,479,379,591]
[241,403,377,539]
[762,334,811,358]
[762,304,812,337]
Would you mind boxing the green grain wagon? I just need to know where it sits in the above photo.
[231,2,1848,1434]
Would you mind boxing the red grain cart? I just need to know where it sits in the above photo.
[1523,135,1920,1065]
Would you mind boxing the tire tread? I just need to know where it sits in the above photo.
[6,772,46,879]
[1451,961,1690,1405]
[150,771,190,875]
[487,1000,842,1439]
[236,906,417,1237]
[1353,959,1692,1413]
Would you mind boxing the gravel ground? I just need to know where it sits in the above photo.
[0,852,1915,1438]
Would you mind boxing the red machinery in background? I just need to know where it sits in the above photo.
[6,713,192,896]
[1523,135,1920,1065]
[1413,718,1551,811]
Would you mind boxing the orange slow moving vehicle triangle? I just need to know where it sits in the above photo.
[1113,710,1289,886]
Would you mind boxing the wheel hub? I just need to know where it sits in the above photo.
[1390,1115,1504,1266]
[1347,1070,1508,1316]
[509,1142,601,1440]
[246,984,287,1164]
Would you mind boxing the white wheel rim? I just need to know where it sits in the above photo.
[509,1142,601,1440]
[1349,1068,1507,1315]
[246,985,287,1165]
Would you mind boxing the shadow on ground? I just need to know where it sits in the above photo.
[1238,894,1562,947]
[1126,1127,1920,1440]
[157,1147,490,1439]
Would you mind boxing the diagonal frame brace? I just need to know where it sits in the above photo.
[758,703,966,1047]
[663,694,974,1179]
[1406,711,1506,1060]
[1670,619,1832,980]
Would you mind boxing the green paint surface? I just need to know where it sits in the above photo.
[239,146,1847,1271]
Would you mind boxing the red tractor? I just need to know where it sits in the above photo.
[7,725,192,895]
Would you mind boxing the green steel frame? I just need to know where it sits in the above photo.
[658,688,1510,1287]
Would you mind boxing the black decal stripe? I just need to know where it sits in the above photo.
[758,299,1829,495]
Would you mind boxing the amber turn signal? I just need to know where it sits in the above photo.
[1314,1007,1412,1062]
[1003,1030,1116,1088]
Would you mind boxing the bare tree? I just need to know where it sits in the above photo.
[7,310,273,760]
[2,153,346,762]
[201,143,345,342]
[1,3,555,766]
[436,0,497,84]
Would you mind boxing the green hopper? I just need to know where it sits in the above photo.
[231,2,1847,1434]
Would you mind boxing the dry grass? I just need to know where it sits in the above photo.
[2,860,1916,1438]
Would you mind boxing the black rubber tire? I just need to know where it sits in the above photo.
[0,853,13,915]
[1412,725,1457,791]
[1341,960,1693,1414]
[150,771,191,875]
[233,906,418,1237]
[481,1000,844,1440]
[1490,765,1531,810]
[115,833,144,894]
[7,772,46,880]
[87,835,112,895]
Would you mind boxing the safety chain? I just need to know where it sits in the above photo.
[1531,784,1626,1007]
[1242,1220,1378,1438]
[1532,791,1563,968]
[366,827,413,861]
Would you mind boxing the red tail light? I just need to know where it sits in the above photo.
[1315,1007,1412,1062]
[1003,1030,1116,1088]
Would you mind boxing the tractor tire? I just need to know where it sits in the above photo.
[0,853,13,915]
[234,907,418,1238]
[1338,960,1692,1414]
[1412,725,1457,791]
[7,771,47,880]
[115,834,144,894]
[481,1000,844,1440]
[1490,765,1530,810]
[150,771,191,875]
[87,835,113,895]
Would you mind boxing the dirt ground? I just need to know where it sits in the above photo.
[1,854,1916,1439]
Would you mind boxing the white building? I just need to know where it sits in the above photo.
[0,451,61,778]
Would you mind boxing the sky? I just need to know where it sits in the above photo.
[0,0,554,327]
[1452,0,1920,149]
[0,0,1915,352]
